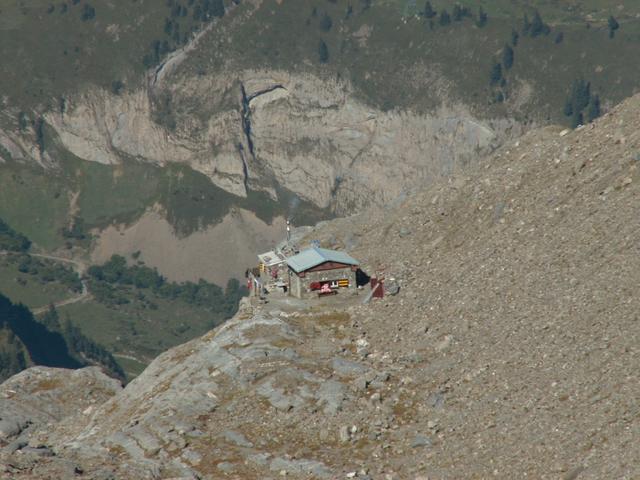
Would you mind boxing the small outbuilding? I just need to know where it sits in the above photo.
[286,247,359,298]
[257,250,287,273]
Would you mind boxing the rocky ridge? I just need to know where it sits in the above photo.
[3,93,640,478]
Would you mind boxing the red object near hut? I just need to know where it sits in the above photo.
[370,277,385,298]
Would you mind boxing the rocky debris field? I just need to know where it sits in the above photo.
[2,94,640,479]
[313,93,640,478]
[0,367,121,478]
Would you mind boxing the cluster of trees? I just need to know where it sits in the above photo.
[0,292,81,382]
[143,40,173,68]
[45,0,85,16]
[421,2,487,28]
[12,254,83,293]
[191,0,226,21]
[564,79,601,128]
[81,3,96,21]
[0,292,125,383]
[144,0,225,67]
[88,255,247,318]
[47,1,95,20]
[488,10,560,102]
[89,255,162,288]
[0,218,31,252]
[88,280,131,306]
[41,305,125,381]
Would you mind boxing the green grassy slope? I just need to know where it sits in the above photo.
[0,0,233,116]
[0,143,328,251]
[0,216,248,382]
[1,1,637,120]
[174,0,640,122]
[0,256,72,309]
[0,0,162,111]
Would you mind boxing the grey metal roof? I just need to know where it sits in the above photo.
[286,247,359,273]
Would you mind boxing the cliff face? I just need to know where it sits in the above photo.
[4,93,640,479]
[43,69,518,215]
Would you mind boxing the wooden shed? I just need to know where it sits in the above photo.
[286,247,359,298]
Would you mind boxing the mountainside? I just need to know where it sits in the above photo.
[3,90,640,479]
[2,0,640,285]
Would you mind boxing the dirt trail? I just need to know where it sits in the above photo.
[0,251,91,314]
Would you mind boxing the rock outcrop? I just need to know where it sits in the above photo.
[0,366,121,477]
[4,300,392,479]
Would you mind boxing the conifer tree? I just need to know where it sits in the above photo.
[318,40,329,63]
[563,98,573,117]
[423,1,436,19]
[587,95,601,122]
[530,10,549,37]
[489,62,502,86]
[608,16,619,38]
[571,79,591,112]
[320,13,333,32]
[522,13,531,36]
[439,9,451,26]
[511,29,519,47]
[452,5,463,22]
[571,110,583,129]
[477,7,487,27]
[503,44,514,70]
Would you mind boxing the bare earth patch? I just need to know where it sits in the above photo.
[91,208,287,285]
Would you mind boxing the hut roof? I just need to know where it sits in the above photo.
[257,250,286,267]
[286,247,359,273]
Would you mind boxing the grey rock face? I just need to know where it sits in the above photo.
[37,69,516,216]
[7,299,378,478]
[0,366,121,445]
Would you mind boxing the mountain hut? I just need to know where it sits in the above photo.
[286,247,359,298]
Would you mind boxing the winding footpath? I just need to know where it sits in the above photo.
[0,250,91,314]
